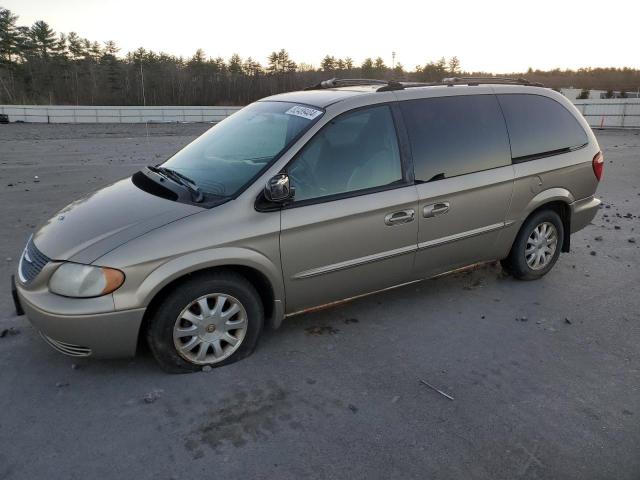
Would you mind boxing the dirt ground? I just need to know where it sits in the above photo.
[0,123,639,480]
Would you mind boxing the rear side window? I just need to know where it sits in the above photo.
[497,94,588,161]
[400,95,511,182]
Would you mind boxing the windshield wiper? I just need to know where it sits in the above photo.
[148,165,204,203]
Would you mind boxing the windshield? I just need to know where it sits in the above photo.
[162,101,323,197]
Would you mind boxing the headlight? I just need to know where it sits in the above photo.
[49,263,125,298]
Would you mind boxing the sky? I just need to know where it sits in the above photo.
[3,0,639,73]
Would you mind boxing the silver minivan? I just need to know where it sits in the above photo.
[12,78,603,372]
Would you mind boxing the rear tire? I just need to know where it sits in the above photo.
[501,209,564,281]
[147,271,264,373]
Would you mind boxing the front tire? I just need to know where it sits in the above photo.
[147,271,264,373]
[501,209,564,281]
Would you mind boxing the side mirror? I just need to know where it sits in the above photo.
[264,174,293,203]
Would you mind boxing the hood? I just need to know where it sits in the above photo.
[33,177,203,264]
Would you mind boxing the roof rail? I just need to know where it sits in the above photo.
[441,77,545,87]
[304,78,404,91]
[303,76,545,92]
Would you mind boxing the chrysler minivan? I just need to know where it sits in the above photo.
[12,77,602,372]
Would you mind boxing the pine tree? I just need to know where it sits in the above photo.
[29,20,58,57]
[228,53,242,75]
[321,55,336,72]
[361,57,374,77]
[0,8,20,63]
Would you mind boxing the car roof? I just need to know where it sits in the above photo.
[259,83,554,109]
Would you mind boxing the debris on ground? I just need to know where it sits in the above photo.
[305,325,339,336]
[0,327,20,338]
[348,404,358,413]
[71,363,79,370]
[565,318,572,325]
[201,365,212,372]
[33,175,40,183]
[516,316,528,322]
[55,382,70,388]
[419,379,454,401]
[594,236,603,241]
[629,238,637,244]
[590,251,597,256]
[463,278,484,290]
[391,395,400,404]
[344,318,359,324]
[143,389,164,404]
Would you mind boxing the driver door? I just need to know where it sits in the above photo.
[279,104,419,313]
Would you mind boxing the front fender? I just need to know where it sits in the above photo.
[112,247,285,315]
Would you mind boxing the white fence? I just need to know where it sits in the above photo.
[573,99,640,128]
[2,99,640,128]
[0,105,242,124]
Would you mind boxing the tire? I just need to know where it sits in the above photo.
[501,209,564,281]
[147,271,264,373]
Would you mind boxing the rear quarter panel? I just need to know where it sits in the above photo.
[492,86,601,257]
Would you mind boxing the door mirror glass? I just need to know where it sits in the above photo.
[264,174,293,202]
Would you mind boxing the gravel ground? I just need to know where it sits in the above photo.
[0,124,639,480]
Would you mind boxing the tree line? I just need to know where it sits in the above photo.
[1,6,639,106]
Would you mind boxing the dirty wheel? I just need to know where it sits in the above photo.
[501,209,564,281]
[147,271,263,373]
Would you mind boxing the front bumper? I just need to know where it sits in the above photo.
[14,280,145,359]
[570,196,601,233]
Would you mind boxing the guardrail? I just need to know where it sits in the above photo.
[572,99,640,128]
[2,100,640,128]
[0,105,242,124]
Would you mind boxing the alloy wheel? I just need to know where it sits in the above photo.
[525,221,558,270]
[172,293,248,365]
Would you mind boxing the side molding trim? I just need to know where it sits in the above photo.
[417,221,513,250]
[292,222,513,280]
[292,244,416,279]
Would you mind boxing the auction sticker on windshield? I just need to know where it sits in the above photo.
[285,105,323,120]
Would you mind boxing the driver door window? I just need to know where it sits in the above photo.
[288,105,403,202]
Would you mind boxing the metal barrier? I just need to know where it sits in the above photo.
[572,99,640,128]
[0,105,242,124]
[2,100,640,128]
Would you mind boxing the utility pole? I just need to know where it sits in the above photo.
[392,51,396,70]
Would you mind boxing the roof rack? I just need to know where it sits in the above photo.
[304,78,402,91]
[441,77,545,87]
[303,76,545,92]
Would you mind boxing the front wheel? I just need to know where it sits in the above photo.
[501,209,564,281]
[147,271,264,373]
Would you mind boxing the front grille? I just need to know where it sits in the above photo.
[18,237,50,283]
[40,332,92,357]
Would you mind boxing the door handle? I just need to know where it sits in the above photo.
[423,202,450,218]
[384,209,415,226]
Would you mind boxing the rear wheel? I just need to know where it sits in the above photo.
[501,209,564,281]
[147,271,263,373]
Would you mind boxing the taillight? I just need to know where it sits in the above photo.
[592,151,604,181]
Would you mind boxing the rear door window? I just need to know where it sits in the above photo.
[399,95,511,182]
[497,94,588,161]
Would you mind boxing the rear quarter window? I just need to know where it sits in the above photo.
[400,95,511,182]
[497,94,588,161]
